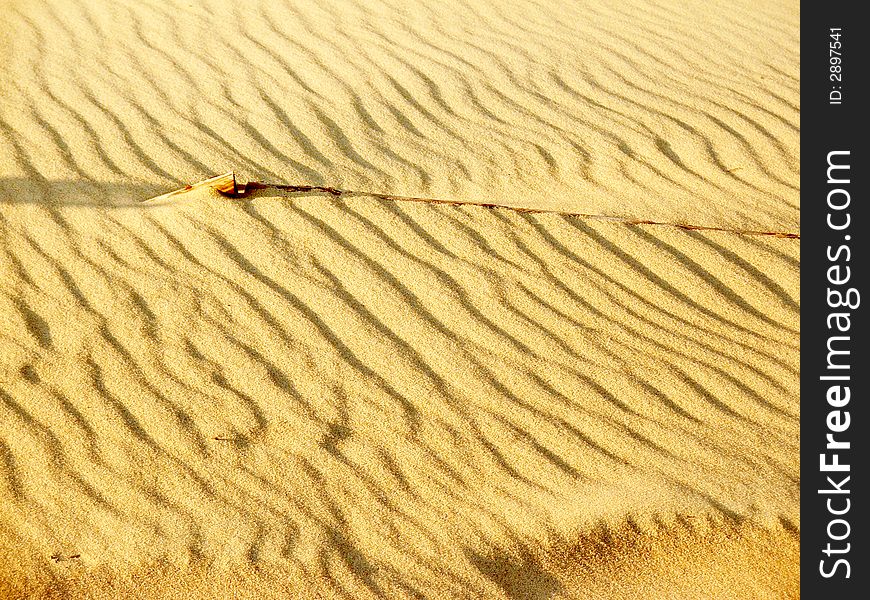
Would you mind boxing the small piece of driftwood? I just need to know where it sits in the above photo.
[145,172,244,202]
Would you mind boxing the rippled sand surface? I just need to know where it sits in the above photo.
[1,0,799,598]
[2,0,798,228]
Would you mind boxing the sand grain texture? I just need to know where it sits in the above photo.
[1,0,798,229]
[2,187,799,598]
[1,0,799,598]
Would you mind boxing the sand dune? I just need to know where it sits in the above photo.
[1,0,799,597]
[2,0,798,230]
[1,185,798,597]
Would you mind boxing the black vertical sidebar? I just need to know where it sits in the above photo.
[802,1,868,597]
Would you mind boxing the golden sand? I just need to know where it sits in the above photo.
[1,0,798,597]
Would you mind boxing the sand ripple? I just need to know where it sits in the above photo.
[1,187,798,597]
[0,0,799,596]
[1,0,798,229]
